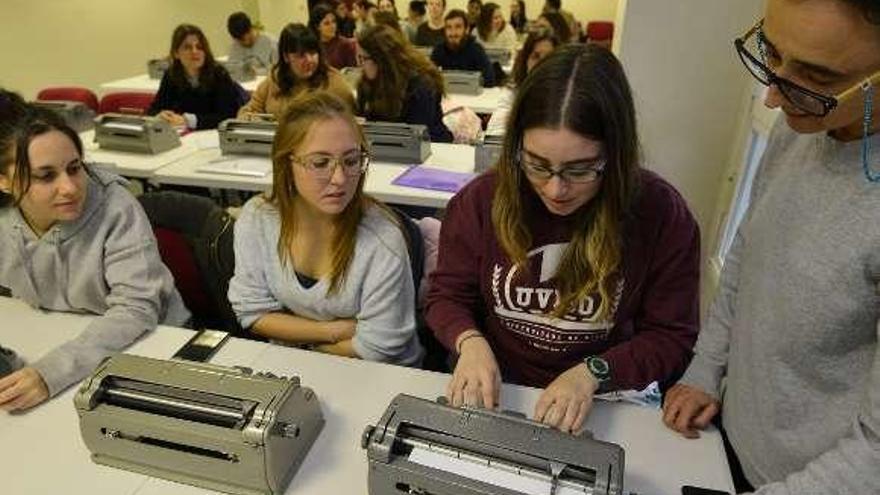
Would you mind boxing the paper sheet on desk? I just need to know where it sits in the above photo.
[197,157,271,177]
[392,165,476,193]
[408,447,586,495]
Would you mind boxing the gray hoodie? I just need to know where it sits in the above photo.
[0,168,189,396]
[680,119,880,495]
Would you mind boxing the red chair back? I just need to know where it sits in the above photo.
[153,227,216,321]
[586,21,614,42]
[36,87,99,113]
[99,92,156,115]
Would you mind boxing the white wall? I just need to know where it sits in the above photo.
[614,0,763,267]
[0,0,247,99]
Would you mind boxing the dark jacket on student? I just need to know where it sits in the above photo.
[430,35,495,87]
[148,66,245,130]
[426,169,701,390]
[415,23,446,47]
[358,75,453,143]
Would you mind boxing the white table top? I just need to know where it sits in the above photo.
[151,130,477,209]
[1,296,735,495]
[98,73,265,96]
[81,129,202,179]
[445,86,506,115]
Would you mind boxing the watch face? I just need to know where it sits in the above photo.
[587,356,610,379]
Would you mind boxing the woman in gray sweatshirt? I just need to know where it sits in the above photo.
[228,91,422,366]
[0,104,189,411]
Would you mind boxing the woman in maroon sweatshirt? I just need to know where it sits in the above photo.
[425,44,701,433]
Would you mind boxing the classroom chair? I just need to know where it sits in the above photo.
[138,191,246,337]
[99,92,155,115]
[391,208,449,372]
[36,86,99,113]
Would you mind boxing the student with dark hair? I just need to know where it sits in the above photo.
[485,26,560,135]
[430,9,495,87]
[467,0,483,30]
[228,92,422,366]
[403,1,427,43]
[238,23,354,120]
[542,0,579,41]
[336,1,357,38]
[310,3,358,68]
[663,0,880,493]
[536,11,572,43]
[414,0,446,47]
[509,0,527,34]
[148,24,244,130]
[0,93,189,411]
[426,44,700,434]
[357,24,453,142]
[377,0,398,16]
[475,2,517,50]
[354,0,379,35]
[227,11,278,73]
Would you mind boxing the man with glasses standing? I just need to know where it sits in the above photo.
[663,0,880,493]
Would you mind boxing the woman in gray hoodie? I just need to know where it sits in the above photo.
[0,97,189,411]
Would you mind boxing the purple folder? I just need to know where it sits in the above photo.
[391,166,476,193]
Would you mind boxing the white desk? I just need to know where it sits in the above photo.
[1,297,735,495]
[81,129,202,179]
[98,74,265,96]
[151,131,476,209]
[445,86,506,115]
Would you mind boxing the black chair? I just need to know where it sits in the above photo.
[391,208,449,372]
[138,191,246,337]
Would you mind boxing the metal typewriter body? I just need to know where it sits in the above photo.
[363,121,432,164]
[220,60,257,82]
[75,354,324,495]
[362,394,625,495]
[32,99,96,132]
[443,70,484,95]
[475,134,504,173]
[485,47,513,67]
[219,118,277,156]
[94,113,181,154]
[147,58,170,79]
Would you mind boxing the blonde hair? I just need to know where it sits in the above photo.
[267,91,369,294]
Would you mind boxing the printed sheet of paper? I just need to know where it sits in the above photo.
[408,446,588,495]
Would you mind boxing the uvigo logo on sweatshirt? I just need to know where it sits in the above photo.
[492,243,623,352]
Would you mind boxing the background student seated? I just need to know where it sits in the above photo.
[148,24,245,130]
[426,45,701,434]
[357,24,453,142]
[431,9,495,87]
[485,26,560,136]
[475,1,517,51]
[0,92,189,411]
[310,3,358,69]
[227,11,278,74]
[238,23,355,120]
[414,0,446,47]
[228,91,423,366]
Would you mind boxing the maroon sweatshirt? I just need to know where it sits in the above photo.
[426,169,700,389]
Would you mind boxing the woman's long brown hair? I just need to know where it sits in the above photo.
[356,24,445,120]
[492,44,640,320]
